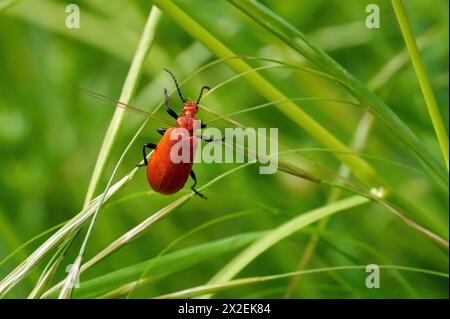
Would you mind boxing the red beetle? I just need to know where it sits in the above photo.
[137,68,214,199]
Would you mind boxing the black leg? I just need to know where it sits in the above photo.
[190,170,207,199]
[136,143,157,167]
[164,88,179,121]
[157,127,167,136]
[196,134,225,143]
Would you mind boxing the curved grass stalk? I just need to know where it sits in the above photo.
[40,163,253,298]
[0,174,133,297]
[299,227,418,297]
[156,265,448,299]
[42,146,326,298]
[201,190,448,298]
[200,95,446,246]
[98,223,418,299]
[27,237,73,299]
[152,0,379,186]
[2,54,314,298]
[83,6,161,207]
[206,97,361,124]
[125,209,256,298]
[280,147,424,176]
[226,0,447,186]
[201,102,447,247]
[58,6,162,299]
[284,26,445,297]
[391,0,448,171]
[78,232,266,299]
[201,195,370,298]
[0,46,442,298]
[0,221,66,269]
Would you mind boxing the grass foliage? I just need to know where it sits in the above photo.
[0,0,448,298]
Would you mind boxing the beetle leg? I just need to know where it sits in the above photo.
[157,128,167,136]
[164,88,179,121]
[189,170,207,199]
[196,134,225,143]
[136,143,157,167]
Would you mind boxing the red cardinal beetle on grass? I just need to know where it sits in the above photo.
[137,68,217,199]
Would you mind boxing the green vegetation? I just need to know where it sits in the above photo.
[0,0,448,298]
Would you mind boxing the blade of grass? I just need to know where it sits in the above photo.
[156,265,448,299]
[285,28,444,297]
[201,195,370,298]
[285,114,375,298]
[83,5,161,207]
[27,237,72,299]
[0,173,133,297]
[0,221,65,269]
[57,6,162,299]
[126,210,256,298]
[4,55,320,298]
[391,0,448,171]
[152,0,379,186]
[227,0,447,185]
[105,222,419,299]
[40,163,254,298]
[46,232,265,299]
[204,96,446,247]
[300,227,418,297]
[27,251,64,299]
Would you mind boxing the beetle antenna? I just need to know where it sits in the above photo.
[196,86,210,105]
[163,68,185,103]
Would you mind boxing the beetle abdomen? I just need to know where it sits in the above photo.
[147,127,197,195]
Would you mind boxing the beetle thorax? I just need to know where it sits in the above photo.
[176,114,199,133]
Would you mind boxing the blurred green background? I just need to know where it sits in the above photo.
[0,0,448,298]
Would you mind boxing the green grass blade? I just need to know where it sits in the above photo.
[57,6,162,299]
[283,30,440,295]
[156,265,448,299]
[202,195,370,298]
[40,163,254,298]
[48,232,265,299]
[391,0,449,171]
[27,251,64,299]
[0,221,65,269]
[0,173,133,297]
[126,210,255,298]
[82,5,161,207]
[152,0,379,186]
[227,0,447,184]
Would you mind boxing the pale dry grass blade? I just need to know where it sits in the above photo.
[201,195,370,298]
[41,164,253,297]
[27,249,65,299]
[56,6,163,299]
[0,173,134,297]
[156,265,448,299]
[83,6,162,207]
